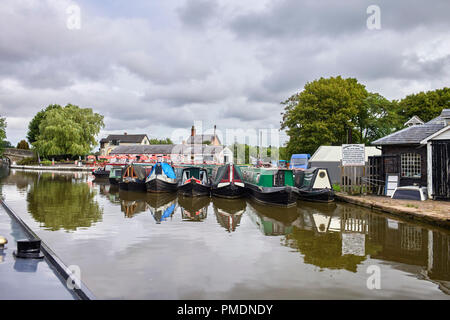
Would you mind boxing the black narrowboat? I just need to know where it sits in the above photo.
[211,163,246,198]
[145,162,178,193]
[294,168,334,202]
[177,167,211,197]
[119,164,151,192]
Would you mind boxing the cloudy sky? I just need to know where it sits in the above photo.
[1,0,449,146]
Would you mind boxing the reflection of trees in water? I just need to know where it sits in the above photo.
[27,174,103,231]
[285,229,368,272]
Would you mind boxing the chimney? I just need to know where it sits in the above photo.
[191,125,195,137]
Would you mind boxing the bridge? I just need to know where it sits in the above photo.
[2,148,35,164]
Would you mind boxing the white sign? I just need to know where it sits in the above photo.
[342,144,365,166]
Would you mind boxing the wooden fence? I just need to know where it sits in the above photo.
[339,158,387,195]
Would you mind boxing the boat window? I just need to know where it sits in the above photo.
[183,171,190,182]
[302,172,314,188]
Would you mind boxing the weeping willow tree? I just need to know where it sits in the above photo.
[27,173,103,231]
[33,104,104,157]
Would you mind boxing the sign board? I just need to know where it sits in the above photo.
[385,174,399,197]
[342,144,365,166]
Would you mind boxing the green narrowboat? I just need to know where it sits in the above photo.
[240,167,299,207]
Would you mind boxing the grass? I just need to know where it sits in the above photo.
[405,203,419,209]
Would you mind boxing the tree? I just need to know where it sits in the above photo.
[355,93,401,144]
[17,140,30,150]
[27,104,62,144]
[281,76,368,156]
[149,138,173,144]
[395,87,450,125]
[33,104,104,157]
[0,116,6,156]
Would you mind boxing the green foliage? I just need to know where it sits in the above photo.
[33,104,104,157]
[0,116,6,156]
[395,87,450,125]
[149,137,173,144]
[17,157,39,165]
[27,104,62,144]
[281,76,369,156]
[17,139,30,150]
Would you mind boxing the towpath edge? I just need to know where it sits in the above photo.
[335,192,450,229]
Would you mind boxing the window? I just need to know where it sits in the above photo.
[401,153,421,178]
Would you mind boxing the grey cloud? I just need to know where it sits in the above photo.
[229,0,450,39]
[177,0,220,29]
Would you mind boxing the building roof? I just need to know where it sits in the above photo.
[100,134,148,144]
[309,146,381,162]
[110,144,225,155]
[186,134,221,145]
[404,115,424,127]
[372,110,450,145]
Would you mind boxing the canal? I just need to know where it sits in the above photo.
[0,167,449,299]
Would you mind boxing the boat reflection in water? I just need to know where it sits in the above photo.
[178,196,210,222]
[118,190,150,218]
[212,198,246,232]
[246,200,299,236]
[147,193,177,224]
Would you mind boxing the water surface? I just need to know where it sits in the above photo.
[1,167,449,299]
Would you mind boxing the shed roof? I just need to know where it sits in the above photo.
[309,146,381,162]
[372,109,450,145]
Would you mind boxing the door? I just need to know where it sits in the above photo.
[432,140,450,200]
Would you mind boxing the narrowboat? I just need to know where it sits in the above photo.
[109,165,125,185]
[211,163,246,198]
[119,164,151,192]
[241,167,299,207]
[92,166,110,180]
[177,167,211,197]
[178,196,210,221]
[145,162,178,193]
[294,168,334,202]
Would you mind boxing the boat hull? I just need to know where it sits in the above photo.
[93,171,110,180]
[211,183,246,199]
[178,180,211,197]
[109,177,120,185]
[297,188,335,202]
[119,181,146,192]
[146,177,178,193]
[245,183,298,207]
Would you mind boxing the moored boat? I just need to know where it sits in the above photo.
[109,165,125,185]
[177,167,211,197]
[119,164,151,192]
[241,167,298,207]
[294,168,334,202]
[211,163,246,198]
[92,166,110,180]
[145,162,178,193]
